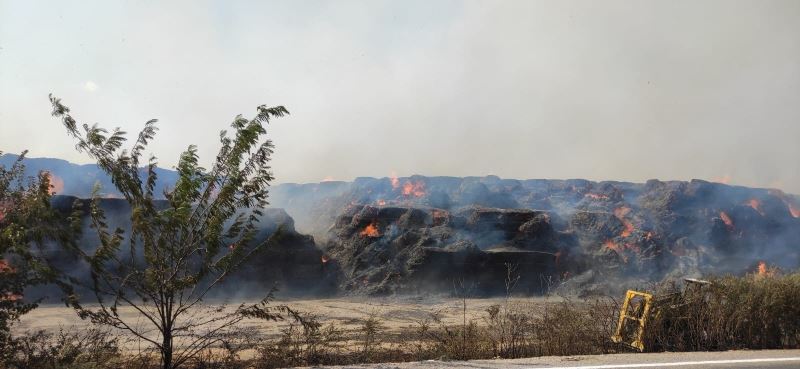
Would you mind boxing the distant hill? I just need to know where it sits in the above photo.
[0,153,179,198]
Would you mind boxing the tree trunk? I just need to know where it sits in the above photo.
[162,330,173,369]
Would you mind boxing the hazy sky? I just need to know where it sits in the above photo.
[1,1,799,192]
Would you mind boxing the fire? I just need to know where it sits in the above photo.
[756,261,775,278]
[228,243,237,251]
[401,180,426,198]
[768,189,800,218]
[359,222,380,238]
[390,171,400,189]
[790,204,800,218]
[584,193,609,200]
[746,199,765,216]
[376,199,386,206]
[613,207,635,238]
[719,211,734,230]
[614,207,631,218]
[45,172,64,194]
[321,255,330,264]
[603,240,628,263]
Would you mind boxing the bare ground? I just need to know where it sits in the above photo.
[16,295,563,345]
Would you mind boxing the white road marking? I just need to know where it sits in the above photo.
[540,357,800,369]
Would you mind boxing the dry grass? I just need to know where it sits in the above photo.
[645,270,800,352]
[5,271,800,368]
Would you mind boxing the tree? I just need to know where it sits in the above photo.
[0,151,68,356]
[49,95,299,369]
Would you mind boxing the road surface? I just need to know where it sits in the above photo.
[318,350,800,369]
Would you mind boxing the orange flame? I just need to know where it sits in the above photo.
[584,193,609,200]
[45,172,64,194]
[746,199,765,216]
[402,180,426,198]
[790,204,800,218]
[613,207,635,238]
[376,199,386,206]
[719,211,734,230]
[390,172,400,189]
[603,240,628,263]
[756,261,775,277]
[321,255,330,264]
[768,189,800,218]
[360,222,380,238]
[757,261,767,275]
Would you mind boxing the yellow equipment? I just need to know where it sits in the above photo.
[611,278,710,352]
[611,290,653,351]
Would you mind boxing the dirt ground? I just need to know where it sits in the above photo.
[17,295,563,342]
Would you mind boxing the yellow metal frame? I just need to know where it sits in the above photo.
[611,290,653,351]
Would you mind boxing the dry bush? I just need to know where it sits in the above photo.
[253,314,348,368]
[413,310,489,360]
[484,303,532,358]
[404,297,618,361]
[646,271,800,352]
[529,298,619,357]
[4,328,122,369]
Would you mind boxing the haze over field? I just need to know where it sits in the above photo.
[1,0,799,193]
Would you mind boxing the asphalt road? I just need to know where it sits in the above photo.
[319,350,800,369]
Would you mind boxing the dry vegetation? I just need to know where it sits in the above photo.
[4,271,800,369]
[645,269,800,351]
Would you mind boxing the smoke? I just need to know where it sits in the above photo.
[30,196,336,302]
[280,175,800,295]
[1,1,799,192]
[25,173,800,299]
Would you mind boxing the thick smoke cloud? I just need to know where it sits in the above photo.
[1,1,799,192]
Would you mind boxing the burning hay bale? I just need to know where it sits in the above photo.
[324,205,562,295]
[272,175,800,296]
[38,174,800,298]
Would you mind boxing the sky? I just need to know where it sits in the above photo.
[1,0,799,192]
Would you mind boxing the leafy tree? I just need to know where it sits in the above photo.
[0,151,67,356]
[49,95,299,369]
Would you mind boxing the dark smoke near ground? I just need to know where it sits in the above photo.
[34,196,338,302]
[9,155,800,298]
[273,175,800,296]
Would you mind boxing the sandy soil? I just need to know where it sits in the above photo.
[17,295,562,341]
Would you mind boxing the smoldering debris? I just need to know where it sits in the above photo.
[274,176,800,296]
[33,175,800,299]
